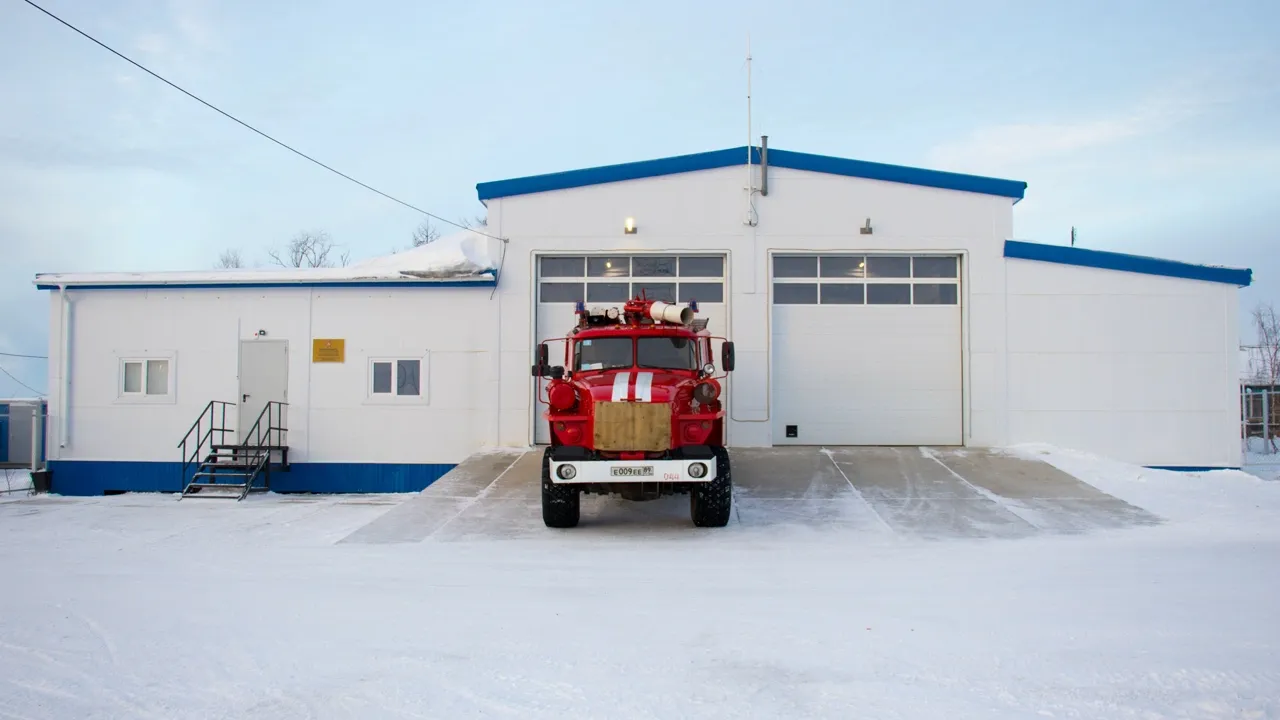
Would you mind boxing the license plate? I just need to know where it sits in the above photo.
[611,466,654,477]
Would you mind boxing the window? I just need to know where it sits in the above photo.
[772,254,959,306]
[121,358,171,397]
[587,282,629,302]
[574,338,633,371]
[867,284,912,305]
[540,255,725,307]
[540,282,584,303]
[370,358,425,399]
[637,337,698,370]
[773,283,818,304]
[774,256,818,278]
[820,283,865,304]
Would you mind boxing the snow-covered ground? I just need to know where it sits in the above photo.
[2,447,1279,719]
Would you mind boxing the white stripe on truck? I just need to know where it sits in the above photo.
[611,372,630,402]
[634,372,653,402]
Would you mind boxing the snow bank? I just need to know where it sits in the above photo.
[33,229,501,287]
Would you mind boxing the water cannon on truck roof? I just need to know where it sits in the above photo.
[532,295,736,528]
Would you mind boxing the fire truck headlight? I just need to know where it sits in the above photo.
[693,382,719,403]
[557,464,577,480]
[688,462,708,479]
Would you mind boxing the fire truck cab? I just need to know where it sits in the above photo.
[532,297,736,528]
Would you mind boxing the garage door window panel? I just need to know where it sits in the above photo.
[632,282,676,303]
[867,283,912,305]
[774,283,818,304]
[820,256,866,278]
[820,283,865,304]
[540,257,584,277]
[540,282,585,303]
[866,256,911,278]
[913,257,958,278]
[588,257,629,277]
[679,256,723,277]
[914,283,958,305]
[632,257,677,277]
[679,282,723,303]
[587,282,630,302]
[774,256,818,278]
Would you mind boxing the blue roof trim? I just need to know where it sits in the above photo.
[35,277,497,291]
[476,146,1027,201]
[1145,466,1241,472]
[1004,240,1252,287]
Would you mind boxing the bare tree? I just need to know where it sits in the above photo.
[411,219,440,247]
[268,230,349,268]
[216,248,243,269]
[459,214,487,229]
[1253,303,1280,387]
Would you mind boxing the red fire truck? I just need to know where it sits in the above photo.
[532,297,736,528]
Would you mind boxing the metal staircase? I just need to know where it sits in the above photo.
[178,400,289,500]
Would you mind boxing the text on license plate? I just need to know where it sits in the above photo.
[611,466,654,477]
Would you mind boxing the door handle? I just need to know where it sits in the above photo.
[242,394,250,401]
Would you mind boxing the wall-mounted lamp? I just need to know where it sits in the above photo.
[623,217,637,234]
[859,218,873,235]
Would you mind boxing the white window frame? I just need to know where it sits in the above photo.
[770,253,961,306]
[115,352,177,404]
[537,253,727,305]
[366,353,430,405]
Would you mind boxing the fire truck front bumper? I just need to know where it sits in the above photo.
[549,456,717,484]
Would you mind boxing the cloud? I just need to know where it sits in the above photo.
[926,65,1279,174]
[0,137,192,173]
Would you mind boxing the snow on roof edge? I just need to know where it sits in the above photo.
[34,229,501,289]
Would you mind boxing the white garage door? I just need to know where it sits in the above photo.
[535,254,728,444]
[771,254,961,446]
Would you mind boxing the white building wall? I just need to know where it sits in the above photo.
[45,286,497,465]
[488,164,1016,448]
[1003,259,1241,467]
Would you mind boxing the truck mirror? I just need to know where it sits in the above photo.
[532,343,550,376]
[721,341,736,372]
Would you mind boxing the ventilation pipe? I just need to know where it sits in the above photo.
[760,135,769,196]
[649,301,693,325]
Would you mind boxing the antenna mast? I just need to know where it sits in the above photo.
[745,33,756,225]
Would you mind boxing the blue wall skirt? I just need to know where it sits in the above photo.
[47,461,456,496]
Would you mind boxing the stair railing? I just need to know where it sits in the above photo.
[242,400,288,449]
[178,400,236,489]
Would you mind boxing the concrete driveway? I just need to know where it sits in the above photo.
[340,446,1159,544]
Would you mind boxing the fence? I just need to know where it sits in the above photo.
[1242,387,1279,455]
[0,403,45,495]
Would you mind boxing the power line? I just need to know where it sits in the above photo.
[19,0,505,242]
[0,351,47,359]
[0,364,44,396]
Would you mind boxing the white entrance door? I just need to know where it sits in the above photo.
[239,340,289,443]
[534,254,728,444]
[771,254,962,446]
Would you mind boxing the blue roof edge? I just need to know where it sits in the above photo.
[476,146,1027,202]
[1004,240,1252,287]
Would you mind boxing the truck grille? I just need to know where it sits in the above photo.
[593,401,672,452]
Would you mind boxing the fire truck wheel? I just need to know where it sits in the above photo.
[541,448,580,528]
[690,446,732,527]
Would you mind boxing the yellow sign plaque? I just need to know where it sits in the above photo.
[312,338,345,363]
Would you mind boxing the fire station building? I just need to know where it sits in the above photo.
[35,145,1253,495]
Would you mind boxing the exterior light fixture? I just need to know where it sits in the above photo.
[860,218,873,235]
[624,217,637,234]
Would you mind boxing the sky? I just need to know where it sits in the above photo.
[1,0,1278,396]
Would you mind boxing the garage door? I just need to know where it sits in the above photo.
[771,254,961,446]
[535,254,728,444]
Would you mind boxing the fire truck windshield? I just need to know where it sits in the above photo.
[574,338,632,372]
[573,336,699,371]
[637,337,698,370]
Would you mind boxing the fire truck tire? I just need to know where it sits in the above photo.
[690,446,732,527]
[541,448,580,528]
